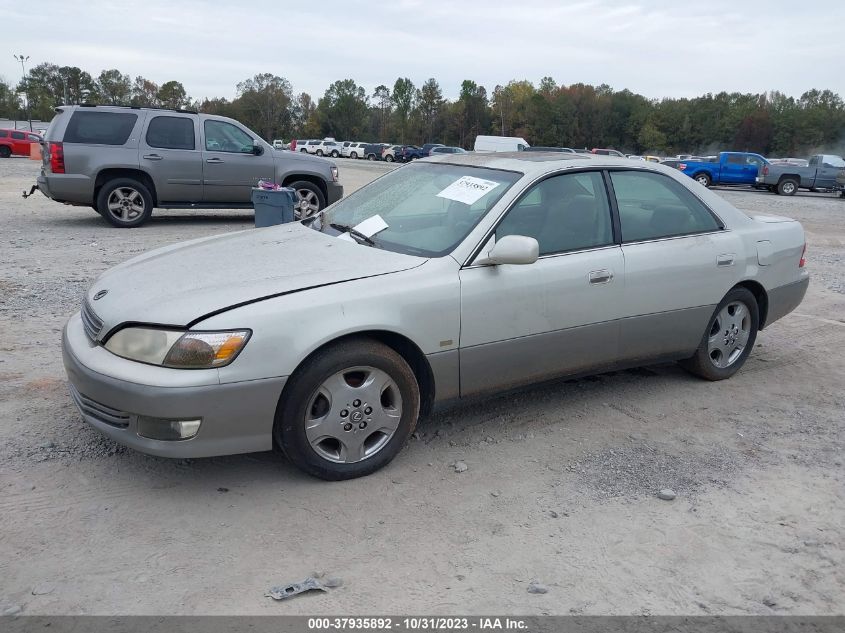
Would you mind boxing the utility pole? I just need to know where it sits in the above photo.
[13,54,31,131]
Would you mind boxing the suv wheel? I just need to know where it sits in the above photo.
[0,146,11,158]
[316,150,324,156]
[350,152,358,159]
[289,181,326,220]
[367,154,375,161]
[385,155,394,163]
[96,178,154,228]
[330,150,340,158]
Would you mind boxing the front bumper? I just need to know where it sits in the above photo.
[326,181,344,205]
[62,313,286,458]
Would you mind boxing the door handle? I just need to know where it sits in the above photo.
[142,154,163,161]
[206,158,224,164]
[589,269,613,285]
[717,254,735,267]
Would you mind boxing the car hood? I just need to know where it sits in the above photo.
[85,223,426,337]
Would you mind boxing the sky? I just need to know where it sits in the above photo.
[2,0,844,102]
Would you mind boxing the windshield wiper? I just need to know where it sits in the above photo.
[329,223,377,246]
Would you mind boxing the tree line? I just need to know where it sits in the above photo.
[2,62,844,156]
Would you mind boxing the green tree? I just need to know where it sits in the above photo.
[157,80,188,109]
[391,78,415,142]
[234,73,294,141]
[372,85,391,140]
[315,79,369,140]
[96,69,131,105]
[132,76,160,107]
[417,78,443,142]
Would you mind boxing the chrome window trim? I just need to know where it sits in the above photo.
[462,243,621,270]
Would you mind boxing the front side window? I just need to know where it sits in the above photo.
[146,116,195,150]
[0,130,7,138]
[321,163,521,257]
[496,171,613,256]
[610,170,722,242]
[203,120,253,153]
[64,111,138,145]
[726,154,744,165]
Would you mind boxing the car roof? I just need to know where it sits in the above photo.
[424,151,655,175]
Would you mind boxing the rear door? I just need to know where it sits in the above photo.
[10,130,27,155]
[201,118,274,203]
[721,153,752,184]
[140,114,202,203]
[610,169,744,362]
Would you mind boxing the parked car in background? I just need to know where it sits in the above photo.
[396,145,426,162]
[644,156,662,163]
[0,128,42,157]
[341,142,367,159]
[62,153,808,480]
[382,145,403,162]
[524,146,576,153]
[362,143,390,161]
[36,105,342,227]
[837,169,845,196]
[311,140,342,158]
[626,155,646,160]
[679,152,768,188]
[592,148,625,157]
[421,143,445,156]
[272,139,287,150]
[429,146,467,155]
[756,154,845,195]
[299,140,320,154]
[474,135,530,152]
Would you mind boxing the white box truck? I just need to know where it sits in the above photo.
[474,135,531,152]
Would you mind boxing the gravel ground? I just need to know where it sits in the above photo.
[0,157,843,616]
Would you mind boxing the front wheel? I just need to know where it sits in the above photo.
[96,178,154,228]
[694,172,711,187]
[274,338,420,480]
[679,287,759,381]
[385,155,394,163]
[350,152,358,159]
[289,180,326,220]
[367,154,375,161]
[330,150,339,158]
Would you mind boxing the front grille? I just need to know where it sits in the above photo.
[81,297,103,341]
[68,383,131,429]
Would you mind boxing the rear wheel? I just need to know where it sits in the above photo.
[694,172,711,187]
[367,154,376,161]
[679,287,759,381]
[385,154,394,163]
[0,146,11,158]
[330,150,339,158]
[289,180,326,220]
[777,178,798,196]
[350,152,358,159]
[316,149,324,157]
[274,338,420,480]
[96,178,153,228]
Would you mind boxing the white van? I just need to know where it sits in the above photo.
[474,135,531,152]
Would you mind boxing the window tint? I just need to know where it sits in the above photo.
[0,130,7,138]
[496,171,613,256]
[204,120,253,153]
[726,154,744,165]
[146,116,195,150]
[610,170,721,242]
[822,155,845,168]
[11,131,25,140]
[64,111,137,145]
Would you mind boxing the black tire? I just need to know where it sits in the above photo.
[0,146,11,158]
[95,178,154,228]
[316,149,324,156]
[385,154,394,163]
[694,172,711,187]
[288,180,326,219]
[350,152,358,159]
[300,148,308,153]
[679,287,759,381]
[330,150,339,158]
[777,178,798,196]
[367,154,375,161]
[768,185,777,193]
[274,338,421,480]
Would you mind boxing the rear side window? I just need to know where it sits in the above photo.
[11,131,25,140]
[64,111,138,145]
[610,170,722,242]
[0,131,7,138]
[146,116,195,150]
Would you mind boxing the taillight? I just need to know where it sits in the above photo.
[762,165,769,176]
[678,163,686,170]
[799,242,806,268]
[49,142,65,173]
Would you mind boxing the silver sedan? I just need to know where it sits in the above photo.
[62,153,809,480]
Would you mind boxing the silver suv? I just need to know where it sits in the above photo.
[37,105,343,227]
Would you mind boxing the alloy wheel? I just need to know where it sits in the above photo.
[707,301,751,368]
[107,187,145,223]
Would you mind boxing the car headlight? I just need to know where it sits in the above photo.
[104,327,250,368]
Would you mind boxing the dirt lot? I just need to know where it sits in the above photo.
[0,157,843,616]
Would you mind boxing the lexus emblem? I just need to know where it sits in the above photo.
[93,290,108,301]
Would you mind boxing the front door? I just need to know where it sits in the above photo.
[139,114,203,203]
[201,119,274,203]
[459,170,624,396]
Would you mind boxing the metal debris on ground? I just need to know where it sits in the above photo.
[266,577,327,601]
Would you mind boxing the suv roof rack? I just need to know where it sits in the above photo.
[74,103,199,115]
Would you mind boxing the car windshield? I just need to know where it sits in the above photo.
[318,162,522,257]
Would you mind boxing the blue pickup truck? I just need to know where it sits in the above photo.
[679,152,769,188]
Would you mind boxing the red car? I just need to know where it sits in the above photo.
[0,128,42,158]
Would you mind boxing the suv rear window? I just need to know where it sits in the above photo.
[146,116,195,150]
[64,111,138,145]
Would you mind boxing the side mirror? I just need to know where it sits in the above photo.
[252,140,264,156]
[474,235,539,266]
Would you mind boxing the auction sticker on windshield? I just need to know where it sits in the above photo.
[436,176,500,205]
